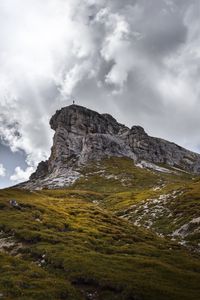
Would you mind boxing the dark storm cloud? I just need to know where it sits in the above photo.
[0,0,200,185]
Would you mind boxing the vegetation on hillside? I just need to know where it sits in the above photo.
[0,158,200,299]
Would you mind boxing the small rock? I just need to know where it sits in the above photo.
[9,199,21,209]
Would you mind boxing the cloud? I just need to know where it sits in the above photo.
[0,164,6,177]
[1,0,200,186]
[97,7,134,90]
[10,166,34,183]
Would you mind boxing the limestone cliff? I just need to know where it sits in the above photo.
[19,104,200,189]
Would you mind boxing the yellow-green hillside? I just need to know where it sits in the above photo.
[0,158,200,299]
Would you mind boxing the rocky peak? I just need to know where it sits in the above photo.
[130,125,147,136]
[50,105,125,135]
[19,104,200,189]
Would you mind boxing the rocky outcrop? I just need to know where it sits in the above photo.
[126,126,200,173]
[30,161,48,180]
[19,104,200,189]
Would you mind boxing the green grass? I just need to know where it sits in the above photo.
[74,157,193,192]
[75,158,200,250]
[0,252,80,300]
[0,158,200,299]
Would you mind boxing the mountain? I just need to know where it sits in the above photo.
[19,104,200,189]
[1,104,200,299]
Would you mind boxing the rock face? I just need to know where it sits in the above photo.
[126,126,200,173]
[20,104,200,189]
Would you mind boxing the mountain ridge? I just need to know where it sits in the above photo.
[19,104,200,189]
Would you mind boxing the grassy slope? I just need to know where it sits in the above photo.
[0,158,200,299]
[78,158,200,250]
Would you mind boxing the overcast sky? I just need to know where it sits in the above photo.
[1,0,200,188]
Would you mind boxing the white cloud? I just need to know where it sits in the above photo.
[97,8,135,90]
[0,164,6,177]
[10,166,34,183]
[61,61,95,96]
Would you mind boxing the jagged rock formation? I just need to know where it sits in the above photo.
[126,125,200,173]
[20,104,200,189]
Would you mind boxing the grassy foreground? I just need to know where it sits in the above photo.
[0,158,200,299]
